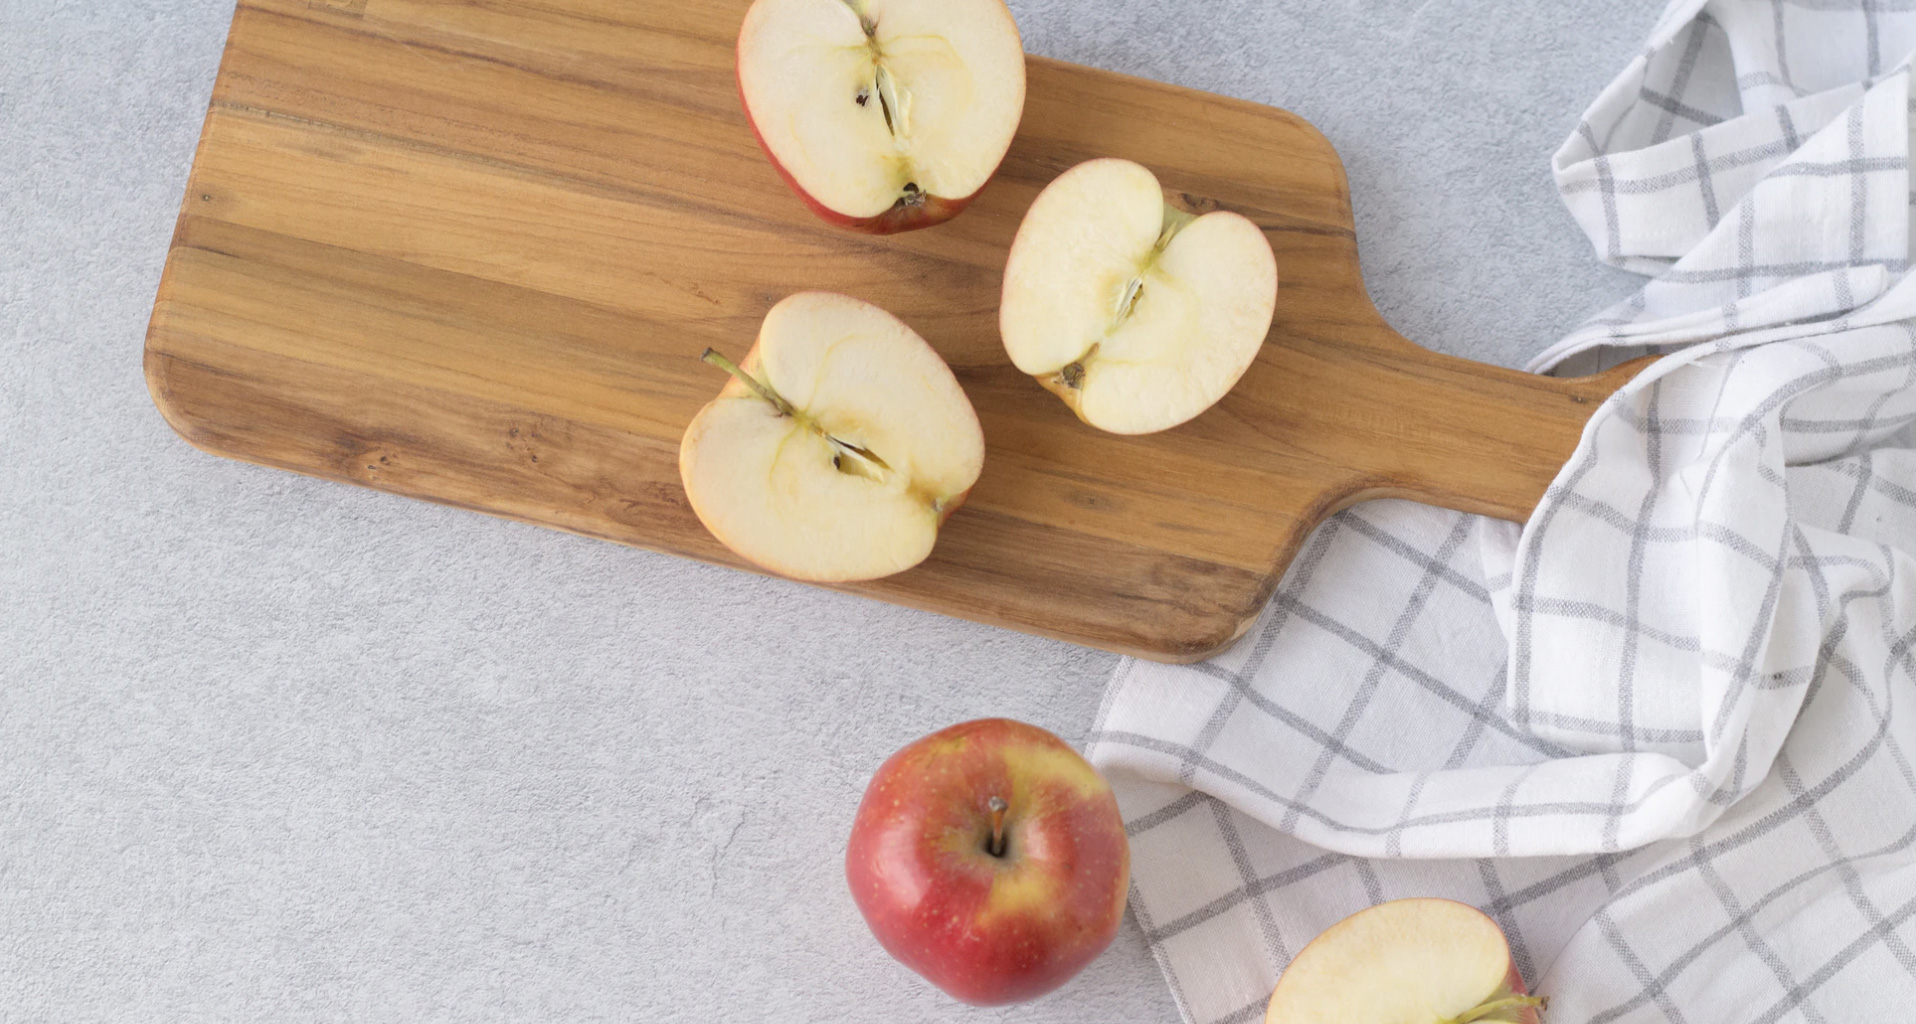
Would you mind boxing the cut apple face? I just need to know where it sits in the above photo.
[679,292,985,583]
[1000,158,1278,434]
[1265,899,1544,1024]
[736,0,1026,233]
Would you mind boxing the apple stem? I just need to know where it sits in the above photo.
[701,349,795,418]
[1157,204,1198,248]
[987,796,1008,857]
[840,0,873,35]
[1440,994,1547,1024]
[701,349,897,481]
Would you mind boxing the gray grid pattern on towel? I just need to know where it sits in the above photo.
[1091,2,1916,1021]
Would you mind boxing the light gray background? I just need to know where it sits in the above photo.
[1,1,1658,1019]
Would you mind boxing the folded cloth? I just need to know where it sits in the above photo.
[1089,3,1916,1021]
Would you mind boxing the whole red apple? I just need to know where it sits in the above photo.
[845,718,1130,1005]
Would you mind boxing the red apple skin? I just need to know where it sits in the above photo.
[1446,901,1542,1024]
[935,488,971,526]
[735,67,984,235]
[1506,966,1542,1024]
[845,718,1130,1005]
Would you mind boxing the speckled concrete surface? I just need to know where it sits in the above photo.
[0,1,1659,1019]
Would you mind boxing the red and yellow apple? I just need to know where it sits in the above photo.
[678,291,984,582]
[736,0,1027,233]
[1266,898,1545,1024]
[1000,157,1278,434]
[845,718,1130,1005]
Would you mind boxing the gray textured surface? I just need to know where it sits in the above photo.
[0,0,1658,1019]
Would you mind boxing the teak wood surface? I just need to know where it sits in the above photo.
[145,0,1642,662]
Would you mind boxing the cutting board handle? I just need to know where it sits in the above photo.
[1304,336,1654,525]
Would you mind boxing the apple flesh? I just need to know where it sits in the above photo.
[678,292,984,582]
[1266,898,1545,1024]
[736,0,1026,233]
[845,718,1130,1005]
[1000,158,1279,434]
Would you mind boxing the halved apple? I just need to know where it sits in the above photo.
[1265,899,1544,1024]
[736,0,1026,234]
[1000,158,1278,434]
[679,292,985,582]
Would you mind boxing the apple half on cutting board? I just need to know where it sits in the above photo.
[1001,158,1279,434]
[679,292,985,583]
[1265,899,1544,1024]
[736,0,1027,233]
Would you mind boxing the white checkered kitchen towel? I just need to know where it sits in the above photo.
[1088,2,1916,1022]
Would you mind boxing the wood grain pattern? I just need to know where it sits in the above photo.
[145,0,1641,662]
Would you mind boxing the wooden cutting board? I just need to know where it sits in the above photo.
[145,0,1640,663]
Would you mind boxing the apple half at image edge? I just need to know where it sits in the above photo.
[736,0,1027,233]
